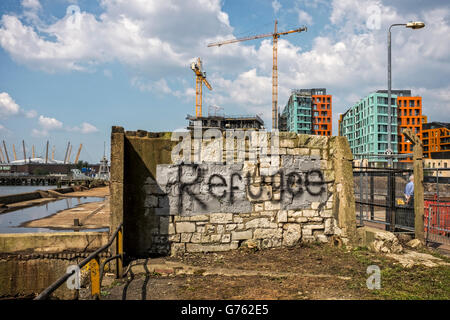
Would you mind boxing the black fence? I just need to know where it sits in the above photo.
[353,166,415,233]
[354,164,450,245]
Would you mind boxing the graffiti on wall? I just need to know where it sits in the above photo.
[152,155,329,215]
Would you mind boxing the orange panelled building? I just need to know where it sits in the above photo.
[397,95,423,162]
[281,89,332,136]
[311,94,332,136]
[422,122,450,159]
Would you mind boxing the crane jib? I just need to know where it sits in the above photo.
[207,26,306,47]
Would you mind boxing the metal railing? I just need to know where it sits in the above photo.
[354,164,450,243]
[34,223,123,300]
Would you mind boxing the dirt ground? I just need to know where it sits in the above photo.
[79,243,450,300]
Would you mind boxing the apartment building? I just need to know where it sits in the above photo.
[280,88,332,136]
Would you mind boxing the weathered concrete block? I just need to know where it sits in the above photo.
[302,235,316,242]
[315,234,328,243]
[216,225,225,234]
[232,230,253,241]
[190,233,202,243]
[180,233,192,243]
[144,195,158,208]
[310,149,321,157]
[282,224,301,246]
[189,215,209,222]
[186,242,239,253]
[321,209,333,217]
[253,228,282,239]
[210,234,222,242]
[210,213,234,224]
[311,202,321,210]
[277,210,288,223]
[245,218,277,229]
[169,234,181,242]
[170,243,186,256]
[308,217,323,222]
[264,201,281,211]
[324,218,334,235]
[303,209,318,217]
[280,139,295,148]
[226,224,237,231]
[159,216,170,234]
[254,203,264,212]
[221,234,231,243]
[233,216,243,223]
[176,222,196,233]
[288,210,301,218]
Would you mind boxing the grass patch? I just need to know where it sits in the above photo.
[369,264,450,300]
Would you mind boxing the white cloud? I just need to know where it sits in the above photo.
[103,69,112,78]
[0,0,449,131]
[0,0,234,74]
[32,115,64,136]
[0,92,36,121]
[21,0,42,11]
[0,124,10,134]
[68,122,99,134]
[131,77,195,102]
[23,109,37,118]
[0,92,20,118]
[272,0,282,14]
[297,9,313,25]
[33,115,99,136]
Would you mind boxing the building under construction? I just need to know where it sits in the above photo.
[186,114,265,131]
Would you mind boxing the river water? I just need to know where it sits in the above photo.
[0,197,108,233]
[0,185,55,196]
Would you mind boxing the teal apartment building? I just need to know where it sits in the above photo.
[338,91,398,162]
[280,89,332,136]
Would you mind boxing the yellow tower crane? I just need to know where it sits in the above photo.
[191,57,212,117]
[208,20,307,130]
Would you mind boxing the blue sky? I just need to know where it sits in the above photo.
[0,0,449,162]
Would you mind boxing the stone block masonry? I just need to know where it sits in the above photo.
[110,128,356,257]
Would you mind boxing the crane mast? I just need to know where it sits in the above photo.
[191,57,212,117]
[208,20,307,130]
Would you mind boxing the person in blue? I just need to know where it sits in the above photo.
[404,174,414,207]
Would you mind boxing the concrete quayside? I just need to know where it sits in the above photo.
[0,185,111,298]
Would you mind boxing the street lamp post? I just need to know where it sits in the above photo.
[387,21,425,168]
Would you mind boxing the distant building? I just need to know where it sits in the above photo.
[339,91,399,162]
[186,114,264,131]
[339,90,429,163]
[278,112,288,132]
[281,88,332,136]
[422,122,450,159]
[376,90,424,162]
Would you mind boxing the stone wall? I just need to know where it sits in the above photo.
[110,127,356,258]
